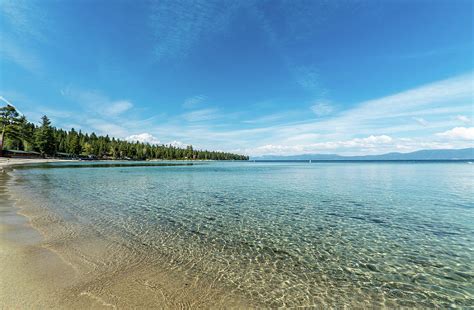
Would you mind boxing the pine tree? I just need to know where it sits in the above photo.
[35,115,56,157]
[67,128,81,155]
[17,116,35,151]
[0,105,22,155]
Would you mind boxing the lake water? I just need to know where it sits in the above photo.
[10,161,474,307]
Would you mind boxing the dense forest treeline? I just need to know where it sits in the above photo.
[0,105,249,160]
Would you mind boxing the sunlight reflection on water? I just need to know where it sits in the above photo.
[12,161,474,307]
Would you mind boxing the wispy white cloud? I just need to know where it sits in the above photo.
[311,100,334,117]
[86,118,128,137]
[278,72,474,137]
[364,76,470,113]
[456,115,472,125]
[243,110,301,124]
[284,133,321,143]
[0,0,49,42]
[105,100,133,116]
[413,117,429,127]
[293,66,325,93]
[149,0,240,61]
[61,88,133,116]
[436,127,474,141]
[183,95,207,109]
[0,37,42,73]
[0,0,51,42]
[182,108,219,122]
[0,0,53,74]
[250,2,343,97]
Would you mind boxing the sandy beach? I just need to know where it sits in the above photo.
[0,165,89,308]
[0,159,250,308]
[0,159,97,308]
[0,157,70,169]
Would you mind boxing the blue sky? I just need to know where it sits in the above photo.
[1,0,473,156]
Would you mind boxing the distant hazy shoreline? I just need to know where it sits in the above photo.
[251,147,474,161]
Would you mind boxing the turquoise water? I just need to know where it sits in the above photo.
[12,161,474,307]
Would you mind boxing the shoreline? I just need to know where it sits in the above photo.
[0,163,251,308]
[0,169,94,308]
[0,158,73,170]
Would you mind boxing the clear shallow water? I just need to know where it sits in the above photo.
[11,161,474,307]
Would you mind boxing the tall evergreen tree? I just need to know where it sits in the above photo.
[35,115,56,156]
[17,116,35,151]
[67,128,81,155]
[0,105,22,155]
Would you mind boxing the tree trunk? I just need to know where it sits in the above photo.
[0,126,5,157]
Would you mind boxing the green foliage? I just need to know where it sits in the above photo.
[0,104,249,160]
[66,128,82,155]
[0,105,22,153]
[17,116,36,151]
[34,115,56,156]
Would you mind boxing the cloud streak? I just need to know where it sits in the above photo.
[0,0,53,74]
[62,88,133,116]
[0,0,49,42]
[0,37,42,73]
[154,72,474,155]
[105,100,133,116]
[183,95,207,109]
[311,100,334,117]
[456,115,472,125]
[436,127,474,141]
[182,108,219,122]
[149,0,240,61]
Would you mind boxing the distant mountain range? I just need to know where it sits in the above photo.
[252,148,474,161]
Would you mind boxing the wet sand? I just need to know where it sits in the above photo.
[0,170,91,308]
[0,157,71,169]
[0,161,251,308]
